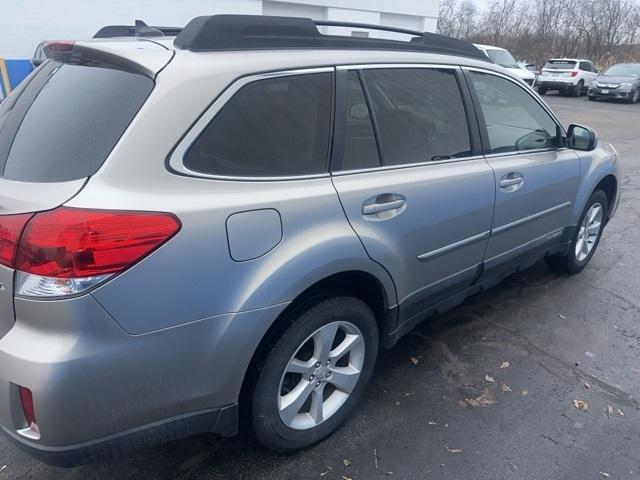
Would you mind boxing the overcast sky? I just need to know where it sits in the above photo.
[1,0,489,58]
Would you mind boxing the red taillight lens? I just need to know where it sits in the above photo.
[14,207,181,278]
[18,386,38,432]
[0,214,33,268]
[571,71,578,77]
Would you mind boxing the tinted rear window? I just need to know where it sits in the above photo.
[544,61,577,70]
[183,72,332,177]
[0,61,153,182]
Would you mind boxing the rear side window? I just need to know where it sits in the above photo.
[184,73,332,177]
[0,61,153,182]
[470,71,560,154]
[361,68,471,166]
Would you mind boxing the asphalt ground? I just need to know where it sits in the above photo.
[1,93,639,480]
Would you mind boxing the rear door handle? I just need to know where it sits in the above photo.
[362,194,406,215]
[499,173,524,191]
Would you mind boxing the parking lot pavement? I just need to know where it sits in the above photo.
[1,94,639,480]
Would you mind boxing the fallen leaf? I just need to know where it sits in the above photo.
[320,471,329,478]
[607,405,613,418]
[427,421,437,425]
[0,466,5,473]
[573,399,589,411]
[446,446,463,454]
[585,351,595,358]
[464,389,497,407]
[343,459,351,466]
[584,382,591,389]
[599,473,610,478]
[342,476,353,480]
[558,314,566,319]
[501,383,512,392]
[409,357,419,365]
[617,409,624,416]
[500,361,510,369]
[522,390,528,396]
[484,374,495,383]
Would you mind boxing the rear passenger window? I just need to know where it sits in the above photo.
[470,72,560,154]
[340,71,381,171]
[184,73,332,177]
[361,68,471,166]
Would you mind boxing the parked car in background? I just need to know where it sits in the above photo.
[538,58,598,96]
[474,44,537,86]
[0,15,620,466]
[588,63,640,104]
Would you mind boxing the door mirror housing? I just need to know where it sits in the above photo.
[566,124,598,151]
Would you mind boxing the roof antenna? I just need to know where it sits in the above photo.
[134,20,163,37]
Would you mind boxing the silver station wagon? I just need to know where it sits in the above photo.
[0,15,620,465]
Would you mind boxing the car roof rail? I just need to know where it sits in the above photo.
[94,21,182,39]
[173,14,487,61]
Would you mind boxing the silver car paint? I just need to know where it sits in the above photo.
[0,45,620,455]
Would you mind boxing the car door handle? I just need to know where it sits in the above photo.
[362,195,406,215]
[499,173,524,191]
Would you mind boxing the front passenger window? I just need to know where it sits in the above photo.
[470,71,561,154]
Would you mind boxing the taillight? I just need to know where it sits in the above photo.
[0,214,33,268]
[571,71,578,77]
[10,207,180,297]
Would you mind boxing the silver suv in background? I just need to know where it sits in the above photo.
[0,15,620,466]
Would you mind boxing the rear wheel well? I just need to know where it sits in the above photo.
[595,175,617,219]
[238,271,389,421]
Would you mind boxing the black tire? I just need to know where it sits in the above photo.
[588,96,597,101]
[628,88,640,104]
[546,190,608,274]
[538,86,547,95]
[251,296,379,452]
[572,81,584,97]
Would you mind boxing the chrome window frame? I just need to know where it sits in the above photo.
[167,66,335,182]
[462,65,569,159]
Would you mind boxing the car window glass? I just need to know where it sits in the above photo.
[340,71,380,171]
[361,68,471,166]
[184,72,332,177]
[470,71,560,154]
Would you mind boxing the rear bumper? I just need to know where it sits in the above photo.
[538,80,576,90]
[0,294,287,465]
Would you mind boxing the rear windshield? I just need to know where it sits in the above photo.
[485,49,518,69]
[0,61,153,182]
[544,60,577,70]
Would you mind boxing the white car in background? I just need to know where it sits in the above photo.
[537,59,598,97]
[474,44,537,86]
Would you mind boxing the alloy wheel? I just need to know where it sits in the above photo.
[575,203,603,262]
[278,321,365,430]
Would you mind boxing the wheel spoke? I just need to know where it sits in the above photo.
[287,358,314,375]
[587,220,601,235]
[582,237,590,256]
[330,333,362,361]
[309,385,325,424]
[328,365,360,394]
[313,323,339,362]
[279,380,314,425]
[575,237,584,257]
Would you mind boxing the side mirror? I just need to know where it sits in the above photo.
[566,124,598,151]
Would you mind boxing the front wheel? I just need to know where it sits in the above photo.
[546,190,608,274]
[628,88,640,104]
[251,296,379,452]
[538,86,547,95]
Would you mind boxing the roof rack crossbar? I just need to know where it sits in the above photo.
[173,15,487,61]
[314,20,423,37]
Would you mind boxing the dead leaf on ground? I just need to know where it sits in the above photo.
[484,374,495,383]
[464,389,497,407]
[599,473,610,478]
[342,476,353,480]
[500,361,510,369]
[409,357,419,365]
[584,382,591,389]
[427,421,437,425]
[446,446,463,454]
[558,314,566,319]
[0,466,6,473]
[573,399,589,411]
[522,390,528,396]
[320,471,329,478]
[617,409,624,416]
[607,405,613,418]
[501,383,512,392]
[343,459,351,466]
